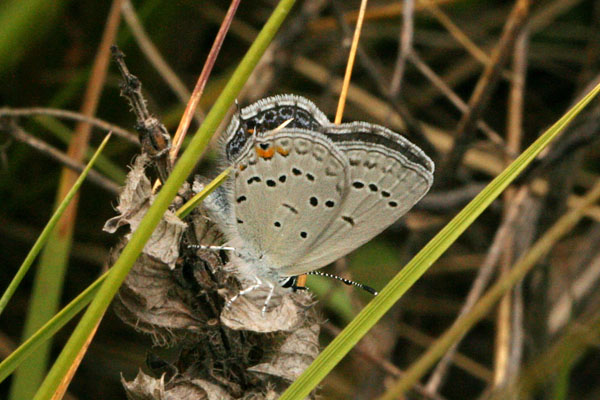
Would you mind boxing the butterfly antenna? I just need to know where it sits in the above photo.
[307,271,378,295]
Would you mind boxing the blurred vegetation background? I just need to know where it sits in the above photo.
[1,0,599,399]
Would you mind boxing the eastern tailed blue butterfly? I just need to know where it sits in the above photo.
[202,94,434,311]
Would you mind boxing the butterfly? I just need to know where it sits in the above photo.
[201,94,434,312]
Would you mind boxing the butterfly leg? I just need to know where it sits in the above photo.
[262,280,275,316]
[226,276,263,308]
[188,244,236,251]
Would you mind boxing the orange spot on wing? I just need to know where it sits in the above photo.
[276,146,289,156]
[255,146,275,159]
[239,164,247,171]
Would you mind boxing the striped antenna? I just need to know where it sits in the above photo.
[307,271,378,296]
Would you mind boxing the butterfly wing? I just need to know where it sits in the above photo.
[222,95,330,163]
[229,129,350,270]
[279,122,434,276]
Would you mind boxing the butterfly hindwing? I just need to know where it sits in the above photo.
[281,123,434,275]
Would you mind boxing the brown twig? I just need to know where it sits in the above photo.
[389,0,414,96]
[398,321,495,384]
[3,122,120,194]
[322,322,449,400]
[548,236,600,334]
[489,298,600,400]
[493,25,529,389]
[408,51,510,156]
[0,107,138,145]
[417,0,513,81]
[418,183,487,212]
[413,57,482,109]
[121,0,205,123]
[169,0,240,162]
[424,187,531,393]
[307,0,455,32]
[439,0,530,183]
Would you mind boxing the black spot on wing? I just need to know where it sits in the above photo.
[283,203,298,214]
[342,216,355,226]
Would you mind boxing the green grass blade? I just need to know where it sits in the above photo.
[31,1,297,398]
[0,133,112,315]
[176,168,231,218]
[380,180,600,399]
[280,83,600,400]
[0,271,108,383]
[0,160,234,383]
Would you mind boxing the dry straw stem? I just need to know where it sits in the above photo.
[417,0,512,81]
[492,24,530,388]
[334,0,368,124]
[389,0,414,96]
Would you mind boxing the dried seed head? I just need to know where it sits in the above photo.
[110,164,320,399]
